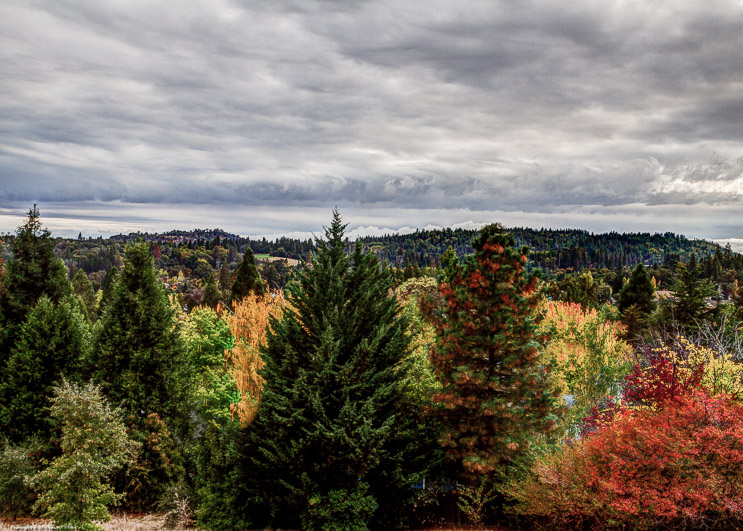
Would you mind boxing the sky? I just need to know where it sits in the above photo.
[1,0,743,246]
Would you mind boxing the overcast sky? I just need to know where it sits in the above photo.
[2,0,743,245]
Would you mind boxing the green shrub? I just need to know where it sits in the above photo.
[0,438,36,518]
[29,379,138,530]
[302,482,378,531]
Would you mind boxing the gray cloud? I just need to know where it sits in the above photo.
[1,0,743,238]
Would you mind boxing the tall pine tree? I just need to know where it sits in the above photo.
[244,211,430,529]
[618,263,654,315]
[228,248,264,306]
[72,269,96,323]
[422,224,560,481]
[0,205,71,363]
[0,295,89,442]
[91,242,188,430]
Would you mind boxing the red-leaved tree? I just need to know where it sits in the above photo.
[422,225,560,480]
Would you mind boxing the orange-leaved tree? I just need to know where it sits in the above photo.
[224,291,286,425]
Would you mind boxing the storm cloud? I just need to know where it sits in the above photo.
[1,0,742,239]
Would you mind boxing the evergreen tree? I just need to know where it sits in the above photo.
[200,273,222,309]
[72,269,96,322]
[0,254,5,295]
[0,205,71,362]
[91,242,188,430]
[218,264,231,296]
[422,224,560,481]
[671,262,715,328]
[97,265,118,317]
[245,211,430,529]
[0,296,89,442]
[618,263,654,315]
[229,248,264,305]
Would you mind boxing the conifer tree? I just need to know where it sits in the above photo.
[92,242,188,430]
[671,262,715,329]
[97,265,118,317]
[0,295,89,442]
[422,224,560,481]
[618,263,654,315]
[218,264,231,296]
[228,248,263,305]
[72,269,96,322]
[245,211,429,529]
[201,273,222,309]
[0,205,71,362]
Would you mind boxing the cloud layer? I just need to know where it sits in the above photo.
[1,0,743,238]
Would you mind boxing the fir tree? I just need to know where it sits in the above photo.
[245,211,430,529]
[618,263,654,315]
[72,269,96,322]
[200,273,222,309]
[97,265,118,317]
[671,262,715,328]
[91,242,189,431]
[229,248,264,305]
[218,264,231,296]
[422,224,560,481]
[0,295,89,442]
[0,205,71,362]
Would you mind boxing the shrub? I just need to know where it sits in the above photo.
[30,379,138,530]
[0,438,36,518]
[509,392,743,530]
[302,482,379,531]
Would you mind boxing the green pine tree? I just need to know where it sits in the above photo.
[618,263,654,315]
[228,248,264,305]
[422,224,560,482]
[218,264,231,296]
[0,205,71,363]
[0,295,89,442]
[200,273,222,309]
[96,265,118,317]
[72,269,96,322]
[245,211,430,529]
[671,262,715,329]
[92,242,189,429]
[91,242,190,509]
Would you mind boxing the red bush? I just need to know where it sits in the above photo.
[511,392,743,530]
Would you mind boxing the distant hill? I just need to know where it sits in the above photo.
[357,227,724,272]
[3,224,734,279]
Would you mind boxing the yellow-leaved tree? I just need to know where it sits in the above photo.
[225,291,286,425]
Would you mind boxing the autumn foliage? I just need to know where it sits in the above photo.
[224,291,286,425]
[539,301,632,432]
[423,225,560,479]
[510,392,743,530]
[512,334,743,529]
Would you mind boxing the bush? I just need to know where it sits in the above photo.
[509,392,743,530]
[0,438,36,518]
[302,482,378,531]
[29,379,138,530]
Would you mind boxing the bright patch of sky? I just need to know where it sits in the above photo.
[1,0,742,242]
